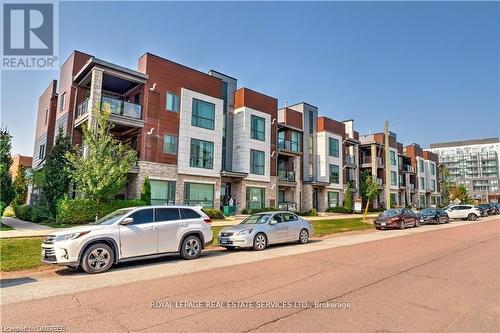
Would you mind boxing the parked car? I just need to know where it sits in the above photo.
[41,206,213,273]
[373,208,419,230]
[418,208,449,224]
[445,205,482,221]
[476,203,498,215]
[492,203,500,214]
[474,205,488,217]
[218,212,313,251]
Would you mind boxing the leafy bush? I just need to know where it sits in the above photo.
[368,207,386,213]
[57,197,146,224]
[241,207,279,215]
[297,208,318,217]
[30,206,51,223]
[202,208,225,220]
[326,206,353,214]
[140,177,151,205]
[2,205,16,217]
[13,205,32,221]
[0,201,5,217]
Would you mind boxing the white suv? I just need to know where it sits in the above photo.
[41,206,213,273]
[445,205,482,221]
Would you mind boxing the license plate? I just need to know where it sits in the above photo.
[381,222,386,226]
[220,239,228,244]
[420,219,424,222]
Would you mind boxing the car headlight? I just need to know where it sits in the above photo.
[235,229,253,236]
[53,231,91,242]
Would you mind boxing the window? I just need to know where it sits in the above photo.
[246,187,265,210]
[308,110,314,134]
[390,193,397,206]
[166,92,179,112]
[59,92,66,111]
[328,192,339,208]
[150,180,176,205]
[250,149,265,175]
[329,164,339,184]
[390,151,397,166]
[419,160,424,172]
[180,208,202,219]
[431,180,436,192]
[39,144,45,160]
[251,115,265,141]
[278,190,285,204]
[44,109,48,125]
[129,209,154,224]
[430,164,435,175]
[283,213,298,222]
[192,98,215,130]
[420,177,425,190]
[155,208,180,222]
[391,171,397,186]
[190,139,214,169]
[163,135,178,154]
[328,138,339,157]
[184,183,214,208]
[291,131,302,152]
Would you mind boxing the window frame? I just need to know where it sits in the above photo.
[163,134,178,155]
[250,115,265,141]
[250,149,265,175]
[328,137,339,158]
[189,138,214,169]
[166,92,180,112]
[191,98,215,130]
[329,164,340,184]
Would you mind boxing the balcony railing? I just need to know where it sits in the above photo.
[363,156,383,166]
[345,155,356,165]
[278,139,301,153]
[403,165,415,172]
[377,178,383,186]
[76,98,90,119]
[278,201,297,211]
[101,96,142,119]
[278,169,296,182]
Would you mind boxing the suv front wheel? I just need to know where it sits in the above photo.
[180,235,202,260]
[80,243,114,274]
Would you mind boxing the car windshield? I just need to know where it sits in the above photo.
[91,208,134,225]
[381,209,402,217]
[241,214,272,224]
[420,208,436,214]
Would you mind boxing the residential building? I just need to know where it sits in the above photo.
[33,80,58,168]
[10,155,33,178]
[427,138,500,202]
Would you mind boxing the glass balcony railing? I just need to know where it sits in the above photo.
[345,155,356,165]
[278,201,298,211]
[362,156,382,166]
[76,98,90,119]
[278,169,296,182]
[278,139,301,153]
[403,165,415,172]
[101,96,142,119]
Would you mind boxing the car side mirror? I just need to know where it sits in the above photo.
[269,220,277,225]
[121,217,133,225]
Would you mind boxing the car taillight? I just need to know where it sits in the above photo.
[204,218,212,224]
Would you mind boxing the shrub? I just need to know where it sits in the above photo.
[2,205,16,217]
[30,206,51,223]
[140,177,151,206]
[0,201,5,217]
[13,205,32,221]
[202,208,225,220]
[57,197,146,224]
[241,207,279,215]
[297,208,318,217]
[326,206,353,214]
[368,207,386,213]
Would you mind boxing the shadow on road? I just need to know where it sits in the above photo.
[0,277,37,288]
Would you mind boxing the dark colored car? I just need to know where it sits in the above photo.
[492,203,500,214]
[477,203,499,215]
[475,204,491,216]
[374,208,419,230]
[418,208,449,224]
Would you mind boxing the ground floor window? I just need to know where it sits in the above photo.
[390,193,397,207]
[431,196,437,206]
[328,191,339,208]
[150,180,176,205]
[184,182,214,208]
[247,187,265,210]
[419,194,426,208]
[278,190,285,203]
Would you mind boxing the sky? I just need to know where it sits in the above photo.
[1,1,499,156]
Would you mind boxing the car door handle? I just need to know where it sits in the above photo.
[179,222,187,227]
[148,226,157,231]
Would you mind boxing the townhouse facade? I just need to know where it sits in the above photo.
[32,50,441,213]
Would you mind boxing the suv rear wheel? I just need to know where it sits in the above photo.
[467,213,477,221]
[180,235,202,260]
[80,243,114,274]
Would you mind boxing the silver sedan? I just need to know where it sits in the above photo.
[218,211,313,251]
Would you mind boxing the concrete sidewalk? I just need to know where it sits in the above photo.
[0,217,54,239]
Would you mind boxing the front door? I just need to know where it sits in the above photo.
[119,208,158,258]
[267,213,288,243]
[313,188,319,210]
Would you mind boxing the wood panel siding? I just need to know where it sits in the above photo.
[317,116,345,136]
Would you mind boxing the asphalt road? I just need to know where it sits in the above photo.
[1,217,499,332]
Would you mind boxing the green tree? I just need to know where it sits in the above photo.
[66,109,138,220]
[449,185,471,204]
[438,164,451,205]
[360,170,380,221]
[140,176,151,205]
[41,129,74,215]
[0,127,14,206]
[344,182,353,212]
[12,163,29,207]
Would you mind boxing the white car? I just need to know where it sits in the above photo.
[445,205,482,221]
[41,206,213,273]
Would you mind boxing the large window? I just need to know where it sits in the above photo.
[291,131,302,152]
[308,110,314,134]
[59,92,66,111]
[184,183,214,208]
[390,151,397,166]
[246,187,265,210]
[192,98,215,130]
[251,115,265,141]
[431,180,436,192]
[163,135,178,154]
[39,144,46,160]
[166,92,179,112]
[150,180,176,205]
[419,160,424,173]
[328,192,339,208]
[391,171,397,186]
[329,138,339,157]
[420,176,425,190]
[250,149,265,175]
[190,139,214,169]
[329,164,340,184]
[430,163,435,175]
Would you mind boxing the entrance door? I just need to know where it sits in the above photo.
[313,188,319,210]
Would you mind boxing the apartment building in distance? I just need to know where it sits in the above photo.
[32,50,440,213]
[427,138,500,202]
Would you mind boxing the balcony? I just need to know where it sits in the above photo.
[402,165,416,173]
[75,96,143,128]
[362,156,383,167]
[278,139,302,155]
[278,169,296,182]
[345,155,356,166]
